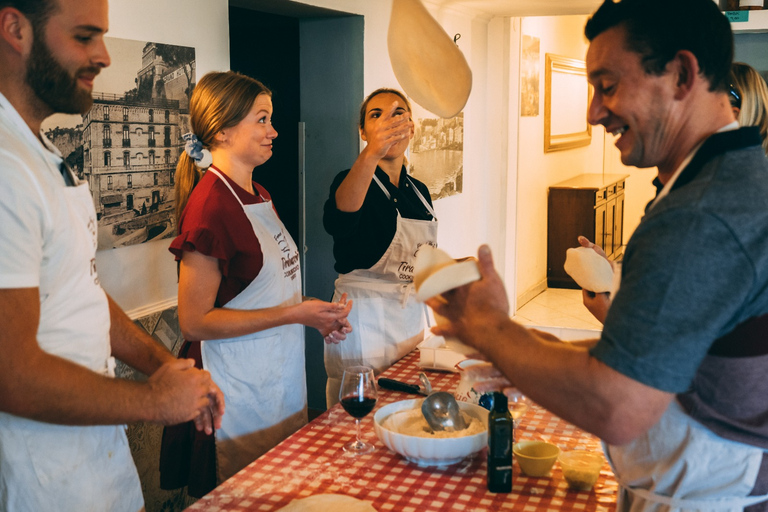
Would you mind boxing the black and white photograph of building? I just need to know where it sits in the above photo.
[407,101,464,201]
[43,37,195,250]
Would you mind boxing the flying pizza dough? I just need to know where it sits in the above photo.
[388,0,472,118]
[563,247,614,293]
[414,246,480,302]
[277,494,377,512]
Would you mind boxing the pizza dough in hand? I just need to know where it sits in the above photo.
[563,246,614,293]
[277,494,377,512]
[414,246,480,302]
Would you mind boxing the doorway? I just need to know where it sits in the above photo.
[229,1,363,411]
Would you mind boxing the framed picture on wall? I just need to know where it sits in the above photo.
[407,101,464,201]
[544,53,592,152]
[43,37,196,250]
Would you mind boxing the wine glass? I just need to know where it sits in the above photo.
[507,389,530,428]
[339,365,378,455]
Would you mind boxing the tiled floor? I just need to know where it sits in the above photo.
[513,287,604,331]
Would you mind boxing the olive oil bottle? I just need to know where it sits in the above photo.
[487,391,513,493]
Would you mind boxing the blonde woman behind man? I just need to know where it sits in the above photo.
[729,61,768,155]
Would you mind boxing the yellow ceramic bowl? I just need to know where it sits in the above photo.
[513,440,560,477]
[558,450,604,491]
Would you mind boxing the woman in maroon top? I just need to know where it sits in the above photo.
[160,71,351,497]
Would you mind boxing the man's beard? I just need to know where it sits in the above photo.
[25,32,98,115]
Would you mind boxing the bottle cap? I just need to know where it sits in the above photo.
[492,391,508,411]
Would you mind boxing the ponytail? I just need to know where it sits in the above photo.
[173,71,271,227]
[174,152,202,226]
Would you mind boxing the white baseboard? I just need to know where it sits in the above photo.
[126,297,178,320]
[515,279,547,311]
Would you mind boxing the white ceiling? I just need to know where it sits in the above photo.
[430,0,604,17]
[233,0,606,19]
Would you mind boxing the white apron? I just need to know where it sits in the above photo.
[0,153,142,510]
[201,169,306,483]
[325,174,437,406]
[606,400,768,511]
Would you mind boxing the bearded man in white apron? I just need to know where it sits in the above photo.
[323,89,437,406]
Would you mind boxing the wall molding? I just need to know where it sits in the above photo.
[515,279,548,312]
[126,297,178,320]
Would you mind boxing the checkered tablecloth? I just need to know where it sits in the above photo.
[189,352,618,511]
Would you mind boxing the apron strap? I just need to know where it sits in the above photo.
[622,483,768,509]
[208,167,266,206]
[208,168,244,207]
[406,175,437,219]
[372,173,437,220]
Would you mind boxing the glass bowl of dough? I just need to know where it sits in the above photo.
[373,398,488,466]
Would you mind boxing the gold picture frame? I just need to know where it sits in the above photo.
[544,54,592,152]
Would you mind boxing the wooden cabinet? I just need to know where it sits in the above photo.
[547,173,628,289]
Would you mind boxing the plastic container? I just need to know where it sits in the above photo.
[513,440,560,477]
[558,450,604,491]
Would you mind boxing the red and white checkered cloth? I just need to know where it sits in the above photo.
[189,352,618,511]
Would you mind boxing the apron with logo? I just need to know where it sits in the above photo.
[201,169,306,482]
[0,141,142,510]
[325,174,437,405]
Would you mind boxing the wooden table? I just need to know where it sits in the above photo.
[189,352,618,511]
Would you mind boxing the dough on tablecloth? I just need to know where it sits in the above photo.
[277,494,377,512]
[563,246,614,293]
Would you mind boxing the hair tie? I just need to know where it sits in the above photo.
[182,132,213,169]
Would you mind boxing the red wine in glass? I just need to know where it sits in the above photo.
[339,365,377,455]
[340,396,377,418]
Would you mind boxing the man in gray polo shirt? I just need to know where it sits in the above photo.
[429,0,768,510]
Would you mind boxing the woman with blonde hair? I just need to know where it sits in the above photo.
[160,71,351,496]
[323,88,437,406]
[729,62,768,155]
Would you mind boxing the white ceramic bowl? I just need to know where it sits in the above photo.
[374,399,488,466]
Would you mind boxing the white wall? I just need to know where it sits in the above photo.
[513,15,652,306]
[96,0,229,316]
[514,15,602,303]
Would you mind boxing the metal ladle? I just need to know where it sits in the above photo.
[418,372,433,395]
[421,391,467,432]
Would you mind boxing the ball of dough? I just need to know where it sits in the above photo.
[563,246,614,293]
[414,246,480,301]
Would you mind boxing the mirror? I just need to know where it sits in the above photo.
[544,54,592,152]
